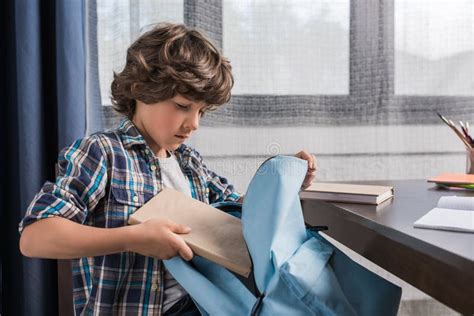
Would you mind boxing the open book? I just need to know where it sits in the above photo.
[128,188,252,277]
[414,196,474,233]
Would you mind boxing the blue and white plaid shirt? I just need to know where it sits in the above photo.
[19,117,241,315]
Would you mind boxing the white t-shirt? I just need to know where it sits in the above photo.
[158,151,191,312]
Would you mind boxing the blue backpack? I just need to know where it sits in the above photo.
[164,156,401,315]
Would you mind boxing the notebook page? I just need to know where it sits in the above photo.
[437,196,474,211]
[414,208,474,233]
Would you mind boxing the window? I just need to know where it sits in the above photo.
[395,0,474,96]
[97,0,184,106]
[94,0,474,128]
[223,0,350,95]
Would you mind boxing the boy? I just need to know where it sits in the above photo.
[19,23,316,315]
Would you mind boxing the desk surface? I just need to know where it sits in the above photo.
[301,179,474,315]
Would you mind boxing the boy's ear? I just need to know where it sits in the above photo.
[131,82,141,94]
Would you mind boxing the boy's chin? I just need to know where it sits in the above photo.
[169,143,182,150]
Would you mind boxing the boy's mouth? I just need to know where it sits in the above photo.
[175,134,189,140]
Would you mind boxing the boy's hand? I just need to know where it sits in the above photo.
[294,150,317,190]
[127,218,194,261]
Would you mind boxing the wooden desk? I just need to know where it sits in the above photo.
[302,180,474,315]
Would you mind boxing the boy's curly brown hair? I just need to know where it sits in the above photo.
[111,23,234,118]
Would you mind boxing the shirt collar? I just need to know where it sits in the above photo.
[117,117,148,149]
[117,116,193,165]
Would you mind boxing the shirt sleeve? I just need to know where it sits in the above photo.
[194,151,242,204]
[18,135,108,235]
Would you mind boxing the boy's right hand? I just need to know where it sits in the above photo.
[127,218,194,261]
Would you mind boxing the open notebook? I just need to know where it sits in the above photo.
[128,188,252,277]
[414,196,474,233]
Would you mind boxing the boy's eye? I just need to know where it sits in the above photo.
[175,102,205,117]
[176,103,190,110]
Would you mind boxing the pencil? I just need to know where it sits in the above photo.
[436,112,472,148]
[461,126,474,145]
[436,112,450,125]
[448,120,472,148]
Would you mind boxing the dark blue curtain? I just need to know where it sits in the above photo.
[1,0,86,315]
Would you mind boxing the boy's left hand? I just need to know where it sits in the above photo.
[295,150,317,190]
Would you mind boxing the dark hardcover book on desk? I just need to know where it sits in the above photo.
[300,182,394,205]
[128,188,251,277]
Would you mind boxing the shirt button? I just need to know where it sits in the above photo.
[151,283,158,291]
[132,195,139,202]
[150,165,157,171]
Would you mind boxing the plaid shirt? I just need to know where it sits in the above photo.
[19,117,241,315]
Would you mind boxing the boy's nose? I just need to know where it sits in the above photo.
[185,112,200,131]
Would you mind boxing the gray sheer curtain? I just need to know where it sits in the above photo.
[186,0,474,194]
[92,0,474,193]
[85,0,104,135]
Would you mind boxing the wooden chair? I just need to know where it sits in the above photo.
[57,259,74,315]
[55,164,74,315]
